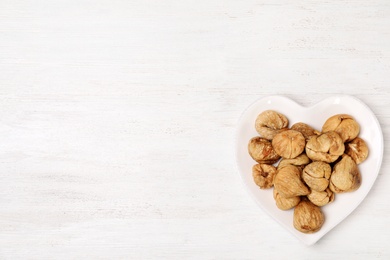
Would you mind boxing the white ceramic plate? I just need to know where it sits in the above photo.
[235,95,383,245]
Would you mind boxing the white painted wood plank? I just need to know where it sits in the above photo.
[0,0,390,259]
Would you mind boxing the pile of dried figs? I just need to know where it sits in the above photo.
[248,110,369,233]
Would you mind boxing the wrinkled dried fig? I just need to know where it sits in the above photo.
[274,165,310,198]
[272,130,306,159]
[277,153,311,170]
[322,114,360,142]
[305,131,345,163]
[248,137,281,164]
[345,137,369,164]
[255,110,289,140]
[329,154,361,193]
[307,188,334,207]
[273,188,301,210]
[293,199,325,233]
[291,122,320,140]
[302,162,331,191]
[252,164,277,189]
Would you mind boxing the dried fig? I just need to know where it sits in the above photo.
[273,188,301,210]
[305,131,345,163]
[345,137,369,164]
[291,122,320,140]
[307,188,334,207]
[277,153,311,170]
[329,154,361,193]
[274,165,310,198]
[248,137,281,164]
[272,130,306,159]
[322,114,360,142]
[293,199,325,233]
[252,164,277,189]
[302,162,331,192]
[255,110,289,140]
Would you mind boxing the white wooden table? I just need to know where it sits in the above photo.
[1,1,389,259]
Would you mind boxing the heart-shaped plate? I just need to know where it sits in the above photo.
[235,95,383,245]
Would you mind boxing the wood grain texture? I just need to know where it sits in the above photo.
[0,0,390,259]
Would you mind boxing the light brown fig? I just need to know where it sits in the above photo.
[274,165,310,198]
[329,154,361,193]
[273,188,301,210]
[302,162,331,192]
[345,137,369,164]
[291,122,320,140]
[252,164,277,189]
[305,131,345,163]
[277,153,311,170]
[322,114,360,142]
[293,199,325,233]
[307,188,335,207]
[272,130,306,159]
[248,137,281,164]
[255,110,289,140]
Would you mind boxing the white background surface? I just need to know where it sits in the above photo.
[0,1,389,259]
